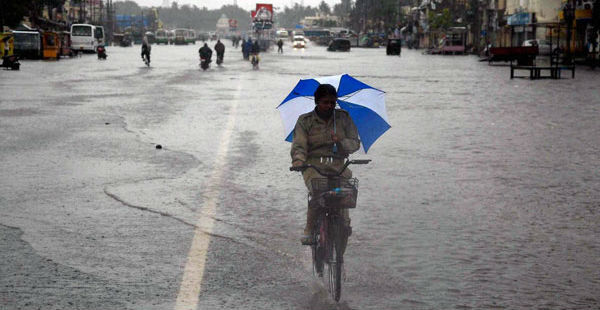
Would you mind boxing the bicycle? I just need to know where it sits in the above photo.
[290,159,371,302]
[141,51,150,67]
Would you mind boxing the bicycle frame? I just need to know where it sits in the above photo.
[291,159,370,302]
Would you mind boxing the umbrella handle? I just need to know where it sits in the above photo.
[333,109,337,154]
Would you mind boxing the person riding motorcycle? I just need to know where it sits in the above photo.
[291,84,360,245]
[141,35,151,64]
[214,40,225,64]
[198,43,212,63]
[250,40,260,67]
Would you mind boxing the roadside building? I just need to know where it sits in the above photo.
[504,0,561,46]
[216,14,229,38]
[301,13,340,28]
[558,0,597,57]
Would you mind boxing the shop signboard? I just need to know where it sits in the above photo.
[507,12,530,26]
[254,3,273,22]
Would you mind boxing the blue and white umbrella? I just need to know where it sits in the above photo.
[277,74,390,153]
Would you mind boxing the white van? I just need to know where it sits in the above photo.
[71,24,96,52]
[95,26,105,46]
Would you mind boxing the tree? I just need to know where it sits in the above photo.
[276,4,318,28]
[1,0,29,28]
[348,0,395,32]
[114,1,142,15]
[319,1,331,15]
[1,0,67,29]
[428,8,452,31]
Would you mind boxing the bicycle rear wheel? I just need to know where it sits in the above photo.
[312,241,324,277]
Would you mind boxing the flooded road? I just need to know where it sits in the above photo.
[1,40,599,309]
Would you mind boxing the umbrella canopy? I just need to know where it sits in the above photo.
[277,74,390,153]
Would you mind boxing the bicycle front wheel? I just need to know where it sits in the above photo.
[328,219,344,302]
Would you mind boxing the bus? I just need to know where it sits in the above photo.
[155,29,168,44]
[303,28,332,45]
[276,29,289,39]
[71,23,97,52]
[174,28,187,45]
[185,29,196,44]
[167,30,174,44]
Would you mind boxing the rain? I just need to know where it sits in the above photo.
[1,1,600,309]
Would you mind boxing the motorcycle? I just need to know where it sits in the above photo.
[1,54,20,70]
[141,45,150,67]
[200,56,211,70]
[96,45,107,60]
[250,54,259,70]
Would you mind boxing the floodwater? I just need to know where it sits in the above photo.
[1,40,599,310]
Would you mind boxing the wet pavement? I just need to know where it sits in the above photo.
[1,40,599,310]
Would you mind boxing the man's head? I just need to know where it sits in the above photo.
[217,40,221,43]
[204,43,208,47]
[314,84,337,118]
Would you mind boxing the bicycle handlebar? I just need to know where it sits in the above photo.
[289,159,371,177]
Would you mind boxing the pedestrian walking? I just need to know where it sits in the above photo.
[277,39,284,53]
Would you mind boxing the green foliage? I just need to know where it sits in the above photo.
[276,4,318,28]
[115,2,251,32]
[349,0,409,32]
[1,0,66,28]
[319,1,331,15]
[1,0,29,27]
[114,0,142,15]
[428,8,452,31]
[333,0,353,17]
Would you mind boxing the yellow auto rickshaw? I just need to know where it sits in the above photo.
[0,32,15,58]
[42,31,60,60]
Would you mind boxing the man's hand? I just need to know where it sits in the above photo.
[292,160,304,167]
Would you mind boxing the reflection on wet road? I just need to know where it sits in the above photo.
[1,40,599,310]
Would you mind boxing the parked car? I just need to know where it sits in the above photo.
[327,38,351,52]
[293,35,306,48]
[522,39,553,55]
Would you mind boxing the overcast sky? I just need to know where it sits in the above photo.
[126,0,341,11]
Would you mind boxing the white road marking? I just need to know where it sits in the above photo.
[174,88,239,310]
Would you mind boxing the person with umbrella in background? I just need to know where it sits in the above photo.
[291,84,360,245]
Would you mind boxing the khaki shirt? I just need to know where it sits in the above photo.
[291,108,360,164]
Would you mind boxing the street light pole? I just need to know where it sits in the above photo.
[563,0,575,64]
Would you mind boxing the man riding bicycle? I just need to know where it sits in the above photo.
[291,84,360,245]
[141,35,151,64]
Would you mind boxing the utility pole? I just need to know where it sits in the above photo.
[563,0,575,64]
